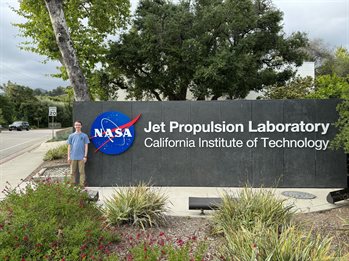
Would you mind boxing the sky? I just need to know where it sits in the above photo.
[0,0,348,91]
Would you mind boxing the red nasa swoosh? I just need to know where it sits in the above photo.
[91,114,141,153]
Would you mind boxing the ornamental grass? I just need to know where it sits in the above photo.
[103,182,169,229]
[43,143,68,161]
[222,221,336,260]
[212,187,294,235]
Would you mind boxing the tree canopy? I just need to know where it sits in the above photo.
[105,0,308,100]
[261,76,314,99]
[316,47,349,77]
[0,82,73,127]
[261,45,349,153]
[261,74,349,100]
[13,0,130,100]
[305,41,349,77]
[0,109,5,125]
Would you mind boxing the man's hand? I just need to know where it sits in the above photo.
[67,157,71,164]
[83,157,87,163]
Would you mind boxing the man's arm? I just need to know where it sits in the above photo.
[83,143,88,163]
[67,144,71,163]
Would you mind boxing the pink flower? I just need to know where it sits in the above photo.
[176,239,184,247]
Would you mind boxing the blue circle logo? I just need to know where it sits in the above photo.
[90,111,141,155]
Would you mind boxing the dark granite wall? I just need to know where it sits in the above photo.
[74,99,347,188]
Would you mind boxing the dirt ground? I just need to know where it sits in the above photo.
[294,206,349,254]
[30,160,349,258]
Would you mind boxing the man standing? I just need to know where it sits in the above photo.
[67,121,90,186]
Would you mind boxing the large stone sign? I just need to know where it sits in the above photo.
[74,99,347,188]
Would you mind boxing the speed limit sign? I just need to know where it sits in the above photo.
[49,107,57,116]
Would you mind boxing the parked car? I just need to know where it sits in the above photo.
[9,121,30,131]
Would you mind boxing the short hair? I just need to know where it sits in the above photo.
[74,121,82,125]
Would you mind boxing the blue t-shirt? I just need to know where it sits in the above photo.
[67,132,90,160]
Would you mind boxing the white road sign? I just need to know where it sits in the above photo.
[49,107,57,116]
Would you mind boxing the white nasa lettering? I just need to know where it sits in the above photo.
[94,128,133,138]
[114,129,123,137]
[94,129,103,137]
[105,129,114,137]
[123,129,132,137]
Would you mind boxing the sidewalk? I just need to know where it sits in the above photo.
[1,140,347,215]
[0,141,66,200]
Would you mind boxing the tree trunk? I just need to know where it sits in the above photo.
[44,0,90,101]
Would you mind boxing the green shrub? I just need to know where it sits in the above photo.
[222,222,336,260]
[0,180,119,260]
[103,183,169,229]
[212,187,294,235]
[43,144,68,161]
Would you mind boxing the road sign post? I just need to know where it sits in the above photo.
[49,107,57,139]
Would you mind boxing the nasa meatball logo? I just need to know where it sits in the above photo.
[90,111,141,155]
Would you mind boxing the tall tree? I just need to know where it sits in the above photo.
[1,81,40,124]
[0,95,15,124]
[304,39,333,69]
[261,71,349,153]
[44,0,90,101]
[0,109,5,125]
[309,74,349,153]
[106,0,308,100]
[308,74,349,99]
[317,47,349,77]
[305,41,349,77]
[13,0,130,101]
[48,86,67,96]
[261,76,314,99]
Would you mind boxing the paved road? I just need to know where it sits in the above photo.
[0,129,55,164]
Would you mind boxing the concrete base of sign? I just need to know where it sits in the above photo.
[88,186,348,217]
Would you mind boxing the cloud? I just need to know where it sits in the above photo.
[0,1,68,90]
[1,0,348,91]
[274,0,349,48]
